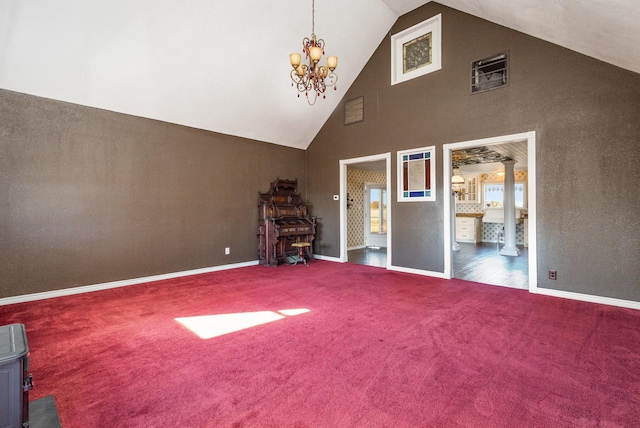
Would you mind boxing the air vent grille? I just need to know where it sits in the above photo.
[344,97,364,125]
[471,52,508,93]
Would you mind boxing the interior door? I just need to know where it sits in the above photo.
[365,184,387,248]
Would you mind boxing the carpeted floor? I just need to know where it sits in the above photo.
[2,261,639,427]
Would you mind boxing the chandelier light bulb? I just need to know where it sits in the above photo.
[310,46,322,63]
[289,53,301,68]
[327,56,338,70]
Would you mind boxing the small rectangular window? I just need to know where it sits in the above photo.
[471,52,508,93]
[403,33,432,73]
[483,181,526,208]
[397,146,436,202]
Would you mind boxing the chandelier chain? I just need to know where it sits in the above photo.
[312,0,315,37]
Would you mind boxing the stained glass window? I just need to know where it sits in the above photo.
[397,147,436,202]
[403,33,432,74]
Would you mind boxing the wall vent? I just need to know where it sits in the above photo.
[471,52,508,94]
[344,96,364,125]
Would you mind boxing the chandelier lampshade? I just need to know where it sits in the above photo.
[452,168,465,194]
[290,0,338,105]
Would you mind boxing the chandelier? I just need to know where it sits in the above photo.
[289,0,338,105]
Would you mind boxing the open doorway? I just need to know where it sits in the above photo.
[443,132,538,292]
[364,183,387,249]
[339,153,391,268]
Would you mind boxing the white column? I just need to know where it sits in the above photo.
[452,191,460,251]
[500,160,520,257]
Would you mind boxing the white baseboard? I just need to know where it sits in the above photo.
[388,265,448,279]
[0,260,260,306]
[347,245,366,251]
[534,287,640,311]
[312,254,342,263]
[4,259,637,312]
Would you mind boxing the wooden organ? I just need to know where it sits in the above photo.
[258,178,315,266]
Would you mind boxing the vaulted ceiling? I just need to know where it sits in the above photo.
[1,1,638,150]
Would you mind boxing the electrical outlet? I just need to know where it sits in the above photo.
[549,270,557,280]
[225,247,230,255]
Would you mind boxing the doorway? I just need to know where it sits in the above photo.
[339,153,391,268]
[365,183,387,248]
[443,132,538,292]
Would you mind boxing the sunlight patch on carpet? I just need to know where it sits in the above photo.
[278,308,310,316]
[175,309,310,339]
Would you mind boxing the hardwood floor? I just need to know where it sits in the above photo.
[453,242,529,289]
[348,247,387,268]
[349,242,528,289]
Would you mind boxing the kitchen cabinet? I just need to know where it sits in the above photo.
[455,216,482,243]
[456,175,479,204]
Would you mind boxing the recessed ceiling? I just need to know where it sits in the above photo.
[453,147,512,167]
[1,0,638,150]
[453,140,527,172]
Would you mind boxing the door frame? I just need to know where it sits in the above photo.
[443,131,538,292]
[364,182,388,248]
[339,153,392,267]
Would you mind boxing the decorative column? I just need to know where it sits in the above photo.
[451,172,465,253]
[500,160,520,256]
[452,190,460,252]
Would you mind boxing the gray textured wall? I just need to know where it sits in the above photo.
[1,90,305,298]
[306,3,640,300]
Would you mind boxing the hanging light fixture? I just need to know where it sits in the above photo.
[452,168,465,194]
[289,0,338,105]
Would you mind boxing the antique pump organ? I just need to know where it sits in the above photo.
[257,179,315,266]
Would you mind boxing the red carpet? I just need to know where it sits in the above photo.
[2,261,640,427]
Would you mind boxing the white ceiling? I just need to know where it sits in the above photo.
[1,1,638,150]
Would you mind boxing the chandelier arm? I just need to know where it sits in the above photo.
[302,37,311,58]
[291,69,315,94]
[314,76,326,93]
[325,72,338,87]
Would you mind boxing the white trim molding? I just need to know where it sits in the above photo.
[339,153,392,268]
[312,254,342,263]
[0,260,259,306]
[397,146,436,202]
[535,288,640,311]
[443,131,537,292]
[388,265,448,279]
[391,14,442,85]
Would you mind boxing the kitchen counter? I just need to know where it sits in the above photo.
[456,213,484,218]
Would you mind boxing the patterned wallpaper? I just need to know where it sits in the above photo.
[347,168,386,249]
[481,170,528,184]
[456,170,528,244]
